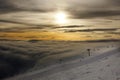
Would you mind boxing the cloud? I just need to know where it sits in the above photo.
[110,0,120,6]
[61,25,87,28]
[0,43,36,79]
[0,23,55,32]
[0,0,17,13]
[0,0,119,30]
[0,0,57,13]
[0,40,75,79]
[68,10,120,19]
[0,0,119,19]
[64,28,119,33]
[107,32,120,35]
[54,25,88,29]
[65,0,120,19]
[0,19,34,26]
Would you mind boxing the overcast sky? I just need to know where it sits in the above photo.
[0,0,120,41]
[0,0,120,16]
[0,0,119,26]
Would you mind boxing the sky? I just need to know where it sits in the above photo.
[0,0,120,41]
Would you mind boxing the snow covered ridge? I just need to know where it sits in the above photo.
[0,40,120,79]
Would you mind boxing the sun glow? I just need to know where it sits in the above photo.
[54,11,68,25]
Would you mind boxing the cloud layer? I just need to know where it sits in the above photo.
[0,0,120,18]
[0,0,119,41]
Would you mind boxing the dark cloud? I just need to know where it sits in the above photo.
[61,25,87,28]
[0,19,45,32]
[0,19,34,25]
[54,25,88,29]
[107,32,120,35]
[69,10,120,19]
[110,0,120,6]
[0,0,56,13]
[83,39,120,42]
[66,0,120,19]
[0,0,120,18]
[64,28,119,33]
[0,22,56,32]
[0,27,39,32]
[0,0,16,13]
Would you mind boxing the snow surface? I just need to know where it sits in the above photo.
[2,41,120,80]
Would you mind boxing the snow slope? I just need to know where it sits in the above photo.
[5,41,120,80]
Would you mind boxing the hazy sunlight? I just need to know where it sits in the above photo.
[54,11,68,25]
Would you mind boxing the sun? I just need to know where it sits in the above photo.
[54,11,68,25]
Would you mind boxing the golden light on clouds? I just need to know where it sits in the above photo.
[54,11,68,25]
[0,31,120,41]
